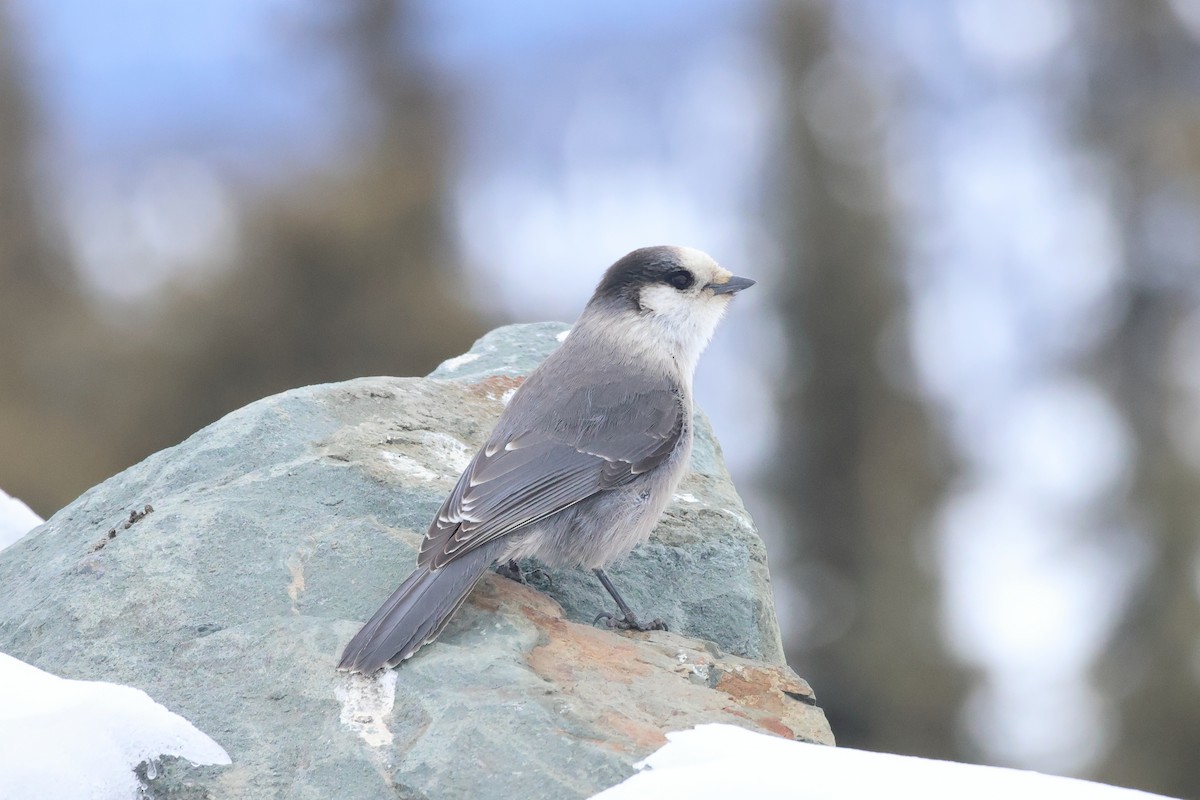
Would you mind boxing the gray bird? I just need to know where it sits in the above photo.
[338,245,754,673]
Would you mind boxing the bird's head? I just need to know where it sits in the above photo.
[585,245,754,372]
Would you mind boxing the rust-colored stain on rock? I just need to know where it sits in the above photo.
[466,374,526,402]
[755,716,797,739]
[464,573,834,759]
[594,710,669,752]
[523,603,647,687]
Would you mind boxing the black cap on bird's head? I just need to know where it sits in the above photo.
[589,246,755,312]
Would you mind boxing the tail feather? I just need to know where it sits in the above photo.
[338,541,505,673]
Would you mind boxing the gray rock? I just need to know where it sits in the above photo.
[0,323,830,799]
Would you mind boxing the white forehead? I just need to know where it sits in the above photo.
[672,247,715,272]
[671,246,721,276]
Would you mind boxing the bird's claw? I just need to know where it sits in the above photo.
[495,559,550,586]
[593,611,668,632]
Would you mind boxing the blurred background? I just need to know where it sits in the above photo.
[2,0,1199,794]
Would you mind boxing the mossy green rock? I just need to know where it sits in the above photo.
[0,323,828,799]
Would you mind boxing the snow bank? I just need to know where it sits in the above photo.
[0,488,42,551]
[0,653,230,800]
[591,723,1177,800]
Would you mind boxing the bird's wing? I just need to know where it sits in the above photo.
[418,378,684,570]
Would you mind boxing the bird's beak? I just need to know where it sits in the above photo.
[707,276,756,295]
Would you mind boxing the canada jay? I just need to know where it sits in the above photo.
[338,245,754,673]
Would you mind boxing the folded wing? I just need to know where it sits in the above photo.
[419,378,684,571]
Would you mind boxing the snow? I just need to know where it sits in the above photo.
[0,488,43,552]
[439,351,481,372]
[590,724,1176,800]
[0,653,231,800]
[335,670,399,748]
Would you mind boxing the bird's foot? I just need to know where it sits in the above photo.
[495,559,550,586]
[593,611,668,632]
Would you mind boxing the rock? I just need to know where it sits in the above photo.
[0,323,831,799]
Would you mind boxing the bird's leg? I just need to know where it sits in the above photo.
[494,559,550,586]
[592,568,668,632]
[494,559,524,582]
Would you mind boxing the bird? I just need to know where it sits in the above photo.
[338,245,754,673]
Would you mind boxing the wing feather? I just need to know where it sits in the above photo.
[418,375,684,571]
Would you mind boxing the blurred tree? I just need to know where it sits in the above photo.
[116,0,489,460]
[1076,3,1200,796]
[766,0,971,757]
[0,0,488,515]
[0,2,120,513]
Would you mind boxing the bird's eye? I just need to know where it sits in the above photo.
[665,269,694,290]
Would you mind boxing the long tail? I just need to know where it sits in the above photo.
[338,540,506,673]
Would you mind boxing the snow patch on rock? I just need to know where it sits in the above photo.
[0,653,230,800]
